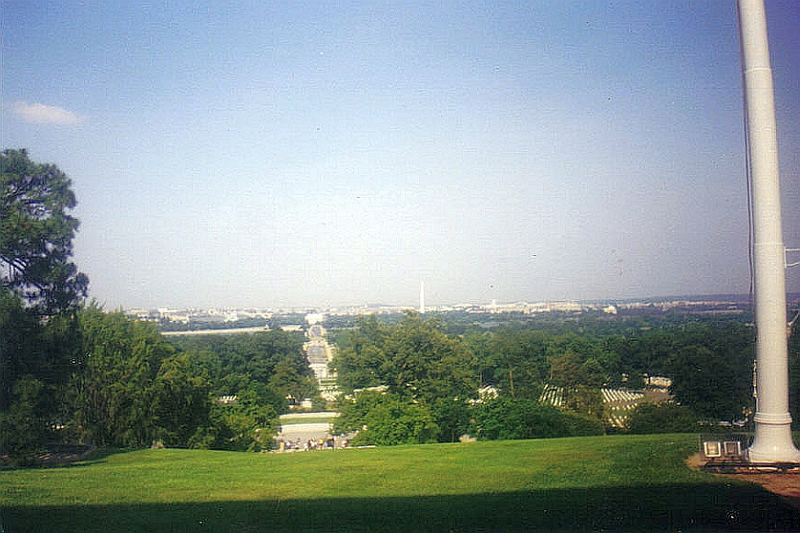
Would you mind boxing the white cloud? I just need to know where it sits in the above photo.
[10,101,84,125]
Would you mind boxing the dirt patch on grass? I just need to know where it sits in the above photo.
[686,453,800,510]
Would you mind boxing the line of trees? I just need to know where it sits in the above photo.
[330,309,788,445]
[1,296,315,464]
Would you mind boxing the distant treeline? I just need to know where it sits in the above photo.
[327,310,800,446]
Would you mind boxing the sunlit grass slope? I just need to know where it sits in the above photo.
[2,434,797,532]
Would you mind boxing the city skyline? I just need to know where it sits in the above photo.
[125,291,776,316]
[3,1,799,310]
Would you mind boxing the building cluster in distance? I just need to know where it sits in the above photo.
[126,294,763,328]
[126,307,273,325]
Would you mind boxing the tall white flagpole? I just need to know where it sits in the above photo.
[737,0,800,464]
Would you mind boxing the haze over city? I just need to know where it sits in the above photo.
[3,1,799,310]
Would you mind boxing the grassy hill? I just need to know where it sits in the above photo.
[2,434,797,532]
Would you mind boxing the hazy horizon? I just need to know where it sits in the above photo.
[3,1,799,310]
[99,289,797,313]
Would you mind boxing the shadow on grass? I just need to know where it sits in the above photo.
[3,448,135,471]
[3,483,798,532]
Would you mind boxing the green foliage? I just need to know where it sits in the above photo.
[627,401,701,434]
[1,149,88,315]
[69,307,174,447]
[0,288,86,459]
[151,353,212,446]
[0,288,44,409]
[330,315,391,392]
[199,392,278,452]
[332,312,477,403]
[562,384,605,419]
[562,409,609,436]
[331,313,477,443]
[332,312,765,441]
[471,397,604,441]
[665,323,754,421]
[333,391,440,445]
[548,351,584,387]
[65,307,284,451]
[0,377,52,464]
[385,313,477,401]
[467,328,617,400]
[168,330,315,406]
[430,397,473,442]
[483,329,549,399]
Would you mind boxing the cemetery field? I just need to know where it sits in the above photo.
[2,434,798,532]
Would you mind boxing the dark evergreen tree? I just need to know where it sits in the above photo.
[1,149,88,315]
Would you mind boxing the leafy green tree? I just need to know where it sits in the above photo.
[487,329,548,399]
[69,308,175,447]
[0,288,44,410]
[333,390,439,446]
[430,397,472,443]
[597,335,625,385]
[545,333,606,367]
[268,359,317,403]
[151,353,212,446]
[1,288,86,456]
[563,385,605,420]
[627,402,701,434]
[471,397,603,441]
[245,380,290,416]
[462,331,495,388]
[330,315,391,392]
[168,330,315,407]
[1,149,88,315]
[619,330,676,378]
[548,351,584,388]
[580,358,608,388]
[197,391,278,451]
[667,341,752,422]
[332,312,477,404]
[0,377,52,464]
[383,313,477,402]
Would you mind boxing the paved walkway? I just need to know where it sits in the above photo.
[277,422,334,445]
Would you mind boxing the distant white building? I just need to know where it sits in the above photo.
[305,313,324,325]
[645,375,672,389]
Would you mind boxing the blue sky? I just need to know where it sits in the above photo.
[3,1,799,309]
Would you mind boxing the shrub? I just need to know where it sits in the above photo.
[471,397,604,441]
[0,378,52,465]
[627,401,701,434]
[334,391,440,446]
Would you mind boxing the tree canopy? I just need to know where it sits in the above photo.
[332,312,477,403]
[1,149,88,315]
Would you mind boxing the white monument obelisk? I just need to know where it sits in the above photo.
[419,280,426,314]
[737,0,800,464]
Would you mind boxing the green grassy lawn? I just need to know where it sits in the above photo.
[2,434,797,532]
